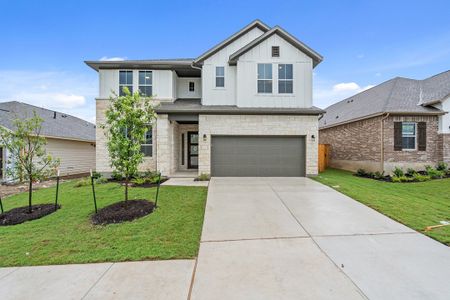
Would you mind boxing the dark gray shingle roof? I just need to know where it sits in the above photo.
[0,101,95,142]
[156,99,324,115]
[320,71,449,129]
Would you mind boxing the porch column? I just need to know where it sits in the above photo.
[156,114,173,176]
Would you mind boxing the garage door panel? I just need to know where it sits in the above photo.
[211,136,305,177]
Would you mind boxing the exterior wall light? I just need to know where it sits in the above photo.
[203,134,207,142]
[311,134,316,140]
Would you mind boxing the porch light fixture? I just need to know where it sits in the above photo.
[311,134,316,141]
[203,134,207,141]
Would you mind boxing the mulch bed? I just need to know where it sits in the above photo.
[108,178,168,188]
[91,199,155,225]
[0,204,60,226]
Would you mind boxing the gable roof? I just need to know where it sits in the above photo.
[0,101,95,142]
[419,70,450,105]
[319,74,447,129]
[229,26,323,67]
[193,19,270,65]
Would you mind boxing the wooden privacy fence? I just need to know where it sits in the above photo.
[318,144,330,172]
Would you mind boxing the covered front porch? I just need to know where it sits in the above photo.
[156,113,199,177]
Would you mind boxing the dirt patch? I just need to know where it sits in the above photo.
[91,200,155,225]
[0,204,60,226]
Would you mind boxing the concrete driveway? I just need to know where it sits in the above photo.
[191,177,450,300]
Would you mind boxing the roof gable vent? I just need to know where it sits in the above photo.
[272,46,280,57]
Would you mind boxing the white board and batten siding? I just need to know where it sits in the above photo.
[202,27,266,106]
[45,138,96,176]
[435,96,450,134]
[99,69,175,101]
[176,77,202,99]
[236,33,313,108]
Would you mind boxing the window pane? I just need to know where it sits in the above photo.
[141,145,152,157]
[265,80,272,93]
[126,71,132,84]
[216,77,224,87]
[258,64,265,79]
[216,66,224,76]
[138,71,152,85]
[119,71,126,84]
[119,85,133,96]
[257,80,264,93]
[279,80,286,93]
[285,80,293,93]
[402,137,415,149]
[145,129,152,144]
[139,86,152,97]
[402,123,415,135]
[278,64,286,80]
[190,145,198,155]
[286,64,293,79]
[265,64,272,79]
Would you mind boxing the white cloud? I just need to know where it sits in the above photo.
[0,70,96,122]
[332,82,361,92]
[314,80,374,108]
[99,56,126,61]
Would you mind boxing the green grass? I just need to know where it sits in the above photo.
[0,180,208,267]
[312,169,450,246]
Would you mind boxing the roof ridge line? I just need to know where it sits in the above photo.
[381,77,399,112]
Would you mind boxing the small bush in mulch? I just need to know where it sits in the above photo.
[91,200,155,225]
[108,177,167,188]
[0,204,60,226]
[194,173,211,182]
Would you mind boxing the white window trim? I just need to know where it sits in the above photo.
[278,63,294,94]
[215,66,225,89]
[401,122,417,151]
[138,70,153,97]
[257,63,273,94]
[119,70,133,96]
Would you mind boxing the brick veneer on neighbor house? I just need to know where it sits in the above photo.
[319,115,441,173]
[438,133,450,163]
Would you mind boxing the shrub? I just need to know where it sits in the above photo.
[412,173,431,182]
[91,171,102,179]
[373,171,385,180]
[425,167,444,179]
[392,167,404,177]
[131,178,146,185]
[436,162,448,172]
[195,173,211,181]
[74,178,90,187]
[391,175,414,183]
[355,168,369,177]
[111,171,123,181]
[405,168,417,177]
[95,177,108,184]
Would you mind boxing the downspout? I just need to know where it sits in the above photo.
[380,113,390,173]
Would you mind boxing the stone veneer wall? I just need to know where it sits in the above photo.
[198,114,319,176]
[437,133,450,163]
[96,100,157,174]
[319,115,441,173]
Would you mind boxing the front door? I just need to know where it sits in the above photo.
[188,132,199,169]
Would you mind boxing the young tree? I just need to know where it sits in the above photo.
[0,112,60,213]
[101,87,157,201]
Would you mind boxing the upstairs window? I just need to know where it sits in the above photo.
[139,71,152,97]
[141,127,153,157]
[272,46,280,57]
[402,122,416,150]
[278,64,293,94]
[189,81,195,92]
[257,63,272,93]
[119,71,133,96]
[215,66,225,88]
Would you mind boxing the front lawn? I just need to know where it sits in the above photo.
[0,180,207,267]
[313,169,450,246]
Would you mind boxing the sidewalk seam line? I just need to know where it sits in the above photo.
[187,257,199,300]
[201,235,310,243]
[81,263,115,299]
[0,267,19,281]
[269,182,370,300]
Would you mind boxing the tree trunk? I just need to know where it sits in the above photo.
[125,177,128,201]
[28,175,33,213]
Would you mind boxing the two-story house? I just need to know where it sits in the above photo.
[86,20,323,177]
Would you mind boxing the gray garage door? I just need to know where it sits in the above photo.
[211,136,306,177]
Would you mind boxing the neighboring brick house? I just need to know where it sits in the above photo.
[86,20,324,177]
[319,71,450,173]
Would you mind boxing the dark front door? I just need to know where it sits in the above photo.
[188,132,199,169]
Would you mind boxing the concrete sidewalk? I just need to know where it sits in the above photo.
[190,177,450,300]
[0,260,195,300]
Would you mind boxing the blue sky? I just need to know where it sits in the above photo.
[1,0,450,122]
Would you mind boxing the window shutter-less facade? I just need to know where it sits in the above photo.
[394,122,402,151]
[418,122,427,151]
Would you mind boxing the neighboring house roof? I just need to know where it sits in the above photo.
[229,26,323,67]
[156,99,324,115]
[320,73,448,129]
[193,19,271,65]
[419,70,450,105]
[0,101,96,142]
